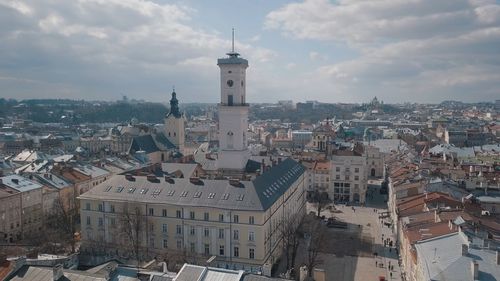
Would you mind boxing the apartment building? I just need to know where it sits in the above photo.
[79,159,306,272]
[0,175,44,242]
[329,143,367,203]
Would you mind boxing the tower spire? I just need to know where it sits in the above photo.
[232,27,235,53]
[227,28,239,57]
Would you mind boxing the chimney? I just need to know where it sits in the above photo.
[147,174,157,182]
[53,264,64,281]
[462,244,469,256]
[471,260,479,280]
[496,251,500,265]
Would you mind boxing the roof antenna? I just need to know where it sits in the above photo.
[232,27,235,53]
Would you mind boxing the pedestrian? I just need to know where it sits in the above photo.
[390,272,393,278]
[376,261,378,266]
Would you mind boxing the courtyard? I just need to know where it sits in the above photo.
[275,182,403,281]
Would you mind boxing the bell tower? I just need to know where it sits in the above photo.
[217,29,250,170]
[164,89,185,152]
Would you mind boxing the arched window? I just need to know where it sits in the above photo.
[227,131,234,149]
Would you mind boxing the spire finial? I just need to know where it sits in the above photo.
[232,28,235,53]
[172,85,175,92]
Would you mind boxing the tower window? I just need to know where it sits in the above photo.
[174,132,176,136]
[228,70,232,73]
[168,132,171,137]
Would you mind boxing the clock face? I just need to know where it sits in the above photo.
[227,80,234,87]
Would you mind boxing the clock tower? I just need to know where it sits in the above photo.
[217,30,250,171]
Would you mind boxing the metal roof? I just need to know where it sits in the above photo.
[80,158,304,212]
[1,174,43,192]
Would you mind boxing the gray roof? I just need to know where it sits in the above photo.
[130,133,176,155]
[1,174,43,192]
[217,55,248,66]
[175,264,244,281]
[80,158,304,212]
[415,232,500,281]
[161,163,198,178]
[7,266,107,281]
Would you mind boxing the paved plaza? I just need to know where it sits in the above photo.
[278,181,403,281]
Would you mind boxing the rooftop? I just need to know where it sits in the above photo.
[0,174,43,193]
[80,158,305,211]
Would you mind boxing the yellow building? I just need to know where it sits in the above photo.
[78,159,306,273]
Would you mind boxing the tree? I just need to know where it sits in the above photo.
[120,203,144,264]
[313,191,330,218]
[45,196,79,253]
[304,219,327,277]
[280,212,305,274]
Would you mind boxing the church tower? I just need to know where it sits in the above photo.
[217,30,250,170]
[164,90,185,151]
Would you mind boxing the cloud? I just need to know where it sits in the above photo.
[266,0,500,102]
[0,0,275,102]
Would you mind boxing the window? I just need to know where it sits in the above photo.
[233,215,239,223]
[233,230,239,240]
[110,205,115,213]
[98,204,103,212]
[248,231,255,241]
[110,218,115,227]
[150,224,154,232]
[162,224,168,233]
[355,168,359,173]
[336,175,340,180]
[177,240,182,249]
[355,176,359,181]
[336,167,340,172]
[219,245,225,256]
[162,209,167,217]
[249,248,255,259]
[176,210,182,218]
[149,237,155,248]
[204,212,209,221]
[345,175,350,181]
[163,239,168,248]
[176,225,182,235]
[190,211,195,220]
[249,216,255,225]
[190,242,195,253]
[234,246,239,257]
[219,228,224,239]
[86,216,91,225]
[149,208,154,216]
[98,217,103,226]
[190,226,195,236]
[85,203,90,210]
[219,214,224,222]
[204,244,210,255]
[204,227,210,237]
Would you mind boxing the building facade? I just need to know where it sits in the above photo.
[329,144,368,203]
[79,159,306,272]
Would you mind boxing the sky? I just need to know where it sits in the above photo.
[0,0,499,104]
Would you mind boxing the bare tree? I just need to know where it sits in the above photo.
[120,203,144,264]
[305,219,327,277]
[313,190,330,218]
[280,212,305,274]
[45,197,78,253]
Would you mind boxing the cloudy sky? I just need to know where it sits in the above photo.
[1,0,499,103]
